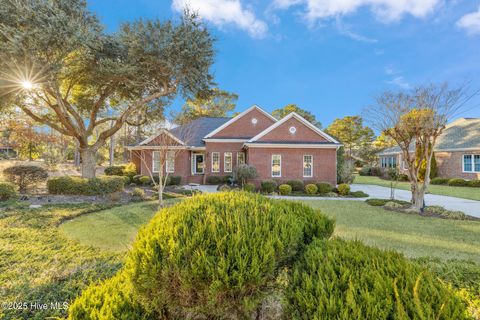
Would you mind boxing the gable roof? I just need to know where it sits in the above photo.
[248,112,340,144]
[378,117,480,155]
[138,128,185,146]
[203,105,277,139]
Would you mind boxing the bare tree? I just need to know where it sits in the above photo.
[365,83,475,212]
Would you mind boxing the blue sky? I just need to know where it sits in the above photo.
[89,0,480,127]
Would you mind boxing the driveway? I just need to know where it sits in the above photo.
[351,184,480,218]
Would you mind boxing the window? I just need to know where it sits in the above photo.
[224,152,232,173]
[211,152,220,173]
[166,151,175,173]
[237,152,245,166]
[381,156,397,168]
[303,155,313,177]
[152,151,160,172]
[463,154,480,172]
[272,154,281,177]
[192,153,205,174]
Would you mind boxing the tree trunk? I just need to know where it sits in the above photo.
[80,148,97,178]
[410,183,425,212]
[158,164,164,209]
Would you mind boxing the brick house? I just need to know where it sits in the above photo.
[128,105,341,186]
[378,118,480,179]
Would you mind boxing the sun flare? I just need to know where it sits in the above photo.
[21,81,33,90]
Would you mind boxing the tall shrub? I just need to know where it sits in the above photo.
[3,165,48,193]
[232,164,258,186]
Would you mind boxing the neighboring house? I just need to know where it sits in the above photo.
[378,118,480,179]
[128,105,341,186]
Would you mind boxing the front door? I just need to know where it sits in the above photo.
[192,153,205,174]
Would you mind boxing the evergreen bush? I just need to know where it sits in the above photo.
[260,180,277,193]
[47,176,125,195]
[467,180,480,188]
[431,177,449,185]
[286,179,304,191]
[3,165,48,193]
[243,182,256,192]
[70,192,334,319]
[448,178,468,187]
[104,165,125,176]
[279,184,292,195]
[337,183,350,196]
[138,176,151,186]
[0,182,17,201]
[304,184,318,195]
[316,182,332,194]
[286,239,468,320]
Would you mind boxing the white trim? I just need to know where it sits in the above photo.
[271,154,281,177]
[203,105,277,138]
[203,138,249,143]
[152,151,160,173]
[138,129,185,146]
[224,152,233,173]
[166,151,175,173]
[303,155,313,177]
[192,153,205,175]
[211,152,220,173]
[127,146,187,151]
[237,152,245,166]
[244,143,340,149]
[378,147,480,156]
[248,112,340,144]
[462,154,480,173]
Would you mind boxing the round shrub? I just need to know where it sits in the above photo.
[131,187,146,200]
[305,184,318,195]
[104,165,125,176]
[72,192,334,319]
[233,164,258,186]
[359,166,372,176]
[431,177,449,185]
[206,175,224,185]
[286,239,469,320]
[3,165,48,193]
[448,178,468,187]
[217,184,231,191]
[138,176,151,186]
[286,179,304,192]
[168,175,181,186]
[261,179,277,193]
[279,184,292,195]
[468,179,480,188]
[0,182,17,201]
[337,183,350,196]
[243,182,256,192]
[316,182,332,194]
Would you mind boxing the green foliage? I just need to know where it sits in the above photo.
[279,184,292,195]
[431,177,450,185]
[272,104,322,128]
[398,174,409,181]
[468,180,480,188]
[366,198,411,206]
[285,239,469,320]
[206,175,229,185]
[104,165,126,176]
[217,184,231,192]
[349,190,369,198]
[3,165,48,193]
[286,179,304,192]
[47,176,125,195]
[232,164,258,186]
[424,206,467,220]
[131,187,146,201]
[316,182,333,194]
[0,182,17,201]
[243,182,256,192]
[175,88,238,124]
[138,176,152,186]
[261,179,277,193]
[337,183,350,196]
[168,175,181,186]
[72,192,334,318]
[325,116,374,157]
[304,184,318,195]
[416,144,438,180]
[448,178,468,187]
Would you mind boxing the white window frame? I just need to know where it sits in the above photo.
[166,151,175,173]
[224,152,233,173]
[192,153,205,175]
[463,154,480,173]
[237,152,245,166]
[272,154,281,177]
[152,151,160,173]
[303,155,313,177]
[211,152,220,173]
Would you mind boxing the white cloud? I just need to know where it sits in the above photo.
[172,0,268,38]
[274,0,440,23]
[384,66,410,88]
[457,7,480,35]
[335,18,378,43]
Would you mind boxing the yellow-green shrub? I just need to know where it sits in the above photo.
[337,183,350,196]
[71,192,334,319]
[316,182,332,194]
[0,182,17,201]
[304,184,318,195]
[286,239,468,320]
[279,184,292,195]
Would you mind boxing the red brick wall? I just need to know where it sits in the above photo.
[247,147,337,186]
[204,142,245,175]
[211,108,275,138]
[436,150,480,179]
[257,117,328,142]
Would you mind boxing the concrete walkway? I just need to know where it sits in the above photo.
[350,184,480,218]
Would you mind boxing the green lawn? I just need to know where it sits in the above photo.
[354,175,480,201]
[304,200,480,263]
[59,200,178,252]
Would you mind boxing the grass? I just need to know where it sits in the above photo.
[0,203,122,320]
[304,200,480,263]
[354,175,480,201]
[59,200,180,252]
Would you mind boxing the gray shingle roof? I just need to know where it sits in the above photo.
[170,117,231,147]
[378,118,480,155]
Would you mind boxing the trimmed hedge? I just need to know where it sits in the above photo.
[261,179,277,193]
[0,182,17,201]
[337,183,350,196]
[3,165,48,193]
[286,179,304,192]
[366,198,411,207]
[431,177,449,185]
[448,178,468,187]
[279,184,292,195]
[349,190,369,198]
[468,180,480,187]
[104,165,125,176]
[243,182,256,192]
[316,182,332,194]
[70,192,334,319]
[304,184,318,195]
[286,239,469,320]
[47,176,125,195]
